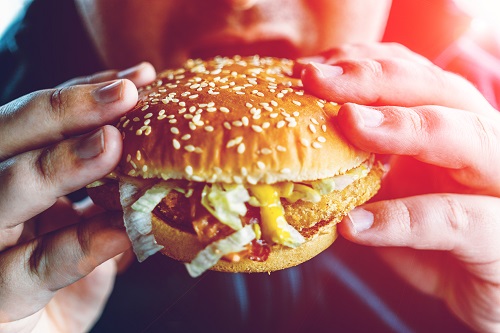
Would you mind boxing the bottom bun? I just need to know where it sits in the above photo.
[152,213,338,274]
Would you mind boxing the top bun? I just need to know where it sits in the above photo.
[116,55,369,184]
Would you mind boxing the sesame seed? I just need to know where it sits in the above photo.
[311,118,319,125]
[185,165,193,176]
[144,119,151,125]
[130,160,137,169]
[133,117,140,122]
[172,139,181,149]
[262,122,270,129]
[270,113,278,118]
[126,154,132,162]
[181,134,191,141]
[245,103,253,108]
[205,126,214,132]
[236,91,245,95]
[171,127,180,135]
[189,94,199,99]
[300,138,310,147]
[317,136,327,143]
[271,100,278,107]
[135,129,143,135]
[185,145,196,152]
[276,121,286,128]
[220,107,230,113]
[142,165,148,172]
[232,120,243,127]
[141,105,150,111]
[257,161,266,170]
[237,143,246,154]
[277,145,287,152]
[288,122,297,128]
[252,125,263,133]
[322,124,327,132]
[168,119,177,124]
[179,102,186,107]
[192,114,201,123]
[145,127,152,135]
[242,116,249,126]
[261,148,272,155]
[317,101,325,108]
[223,122,232,130]
[123,119,130,127]
[227,136,243,148]
[280,168,291,174]
[293,111,300,117]
[145,113,153,119]
[189,122,197,131]
[192,175,203,182]
[309,124,317,134]
[207,107,217,112]
[312,142,323,149]
[292,100,301,106]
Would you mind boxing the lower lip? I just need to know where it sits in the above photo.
[190,39,301,60]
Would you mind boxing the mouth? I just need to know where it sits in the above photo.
[190,39,302,60]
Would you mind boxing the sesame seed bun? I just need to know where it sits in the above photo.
[89,55,383,274]
[116,55,370,184]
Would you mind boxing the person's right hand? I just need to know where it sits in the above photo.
[0,63,155,332]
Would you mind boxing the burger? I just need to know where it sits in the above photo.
[87,55,383,277]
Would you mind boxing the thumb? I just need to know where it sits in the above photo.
[338,194,500,263]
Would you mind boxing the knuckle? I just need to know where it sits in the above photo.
[439,194,469,235]
[469,114,497,156]
[48,87,70,123]
[76,222,92,258]
[35,147,56,182]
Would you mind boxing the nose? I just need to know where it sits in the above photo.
[225,0,260,10]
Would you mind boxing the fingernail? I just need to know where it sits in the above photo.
[348,208,374,233]
[76,129,104,159]
[310,62,343,78]
[296,55,326,65]
[92,80,123,104]
[354,105,384,127]
[117,62,145,79]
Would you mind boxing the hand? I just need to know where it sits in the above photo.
[297,43,500,332]
[0,63,156,332]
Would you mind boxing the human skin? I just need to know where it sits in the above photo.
[2,0,500,332]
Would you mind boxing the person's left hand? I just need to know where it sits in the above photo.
[296,43,500,332]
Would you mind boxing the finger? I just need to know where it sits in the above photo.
[293,42,431,75]
[0,125,122,231]
[338,194,500,269]
[300,59,496,116]
[0,79,137,160]
[58,62,157,88]
[336,103,500,194]
[0,212,131,323]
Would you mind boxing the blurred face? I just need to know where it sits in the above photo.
[74,0,392,69]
